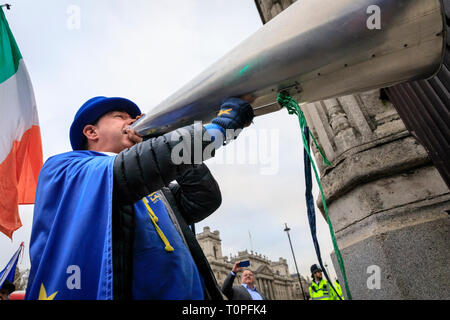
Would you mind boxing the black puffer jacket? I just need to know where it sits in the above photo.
[111,125,224,300]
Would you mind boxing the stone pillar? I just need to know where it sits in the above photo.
[269,281,275,300]
[291,283,296,300]
[302,91,450,300]
[254,0,450,300]
[260,279,265,297]
[263,280,267,298]
[263,279,273,300]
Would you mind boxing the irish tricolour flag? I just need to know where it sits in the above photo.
[0,8,43,238]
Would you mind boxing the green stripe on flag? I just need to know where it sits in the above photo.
[0,8,22,83]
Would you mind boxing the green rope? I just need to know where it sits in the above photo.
[277,92,352,300]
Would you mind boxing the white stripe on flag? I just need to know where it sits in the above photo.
[0,59,39,164]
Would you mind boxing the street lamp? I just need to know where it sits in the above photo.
[284,223,307,300]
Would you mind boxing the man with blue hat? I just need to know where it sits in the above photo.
[25,96,254,300]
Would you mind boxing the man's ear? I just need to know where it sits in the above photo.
[83,124,99,144]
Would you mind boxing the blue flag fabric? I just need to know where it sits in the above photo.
[26,151,115,300]
[25,150,204,300]
[132,194,204,300]
[303,126,341,299]
[0,243,22,288]
[304,127,324,268]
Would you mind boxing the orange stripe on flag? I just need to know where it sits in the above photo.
[0,125,43,238]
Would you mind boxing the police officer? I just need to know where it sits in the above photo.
[308,264,335,300]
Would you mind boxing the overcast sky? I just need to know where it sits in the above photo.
[1,0,338,280]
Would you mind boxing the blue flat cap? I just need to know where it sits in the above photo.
[70,96,141,150]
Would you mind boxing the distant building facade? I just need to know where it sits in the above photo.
[290,273,310,300]
[196,226,309,300]
[13,267,29,291]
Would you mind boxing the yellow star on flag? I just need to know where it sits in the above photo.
[218,108,232,116]
[38,283,58,300]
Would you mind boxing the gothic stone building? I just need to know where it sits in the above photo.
[196,226,310,300]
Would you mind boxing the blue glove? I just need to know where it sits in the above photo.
[211,97,254,132]
[204,97,254,148]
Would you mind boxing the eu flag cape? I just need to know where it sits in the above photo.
[25,151,115,300]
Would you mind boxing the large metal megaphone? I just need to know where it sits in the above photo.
[132,0,446,137]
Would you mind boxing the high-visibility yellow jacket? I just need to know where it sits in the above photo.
[332,281,345,300]
[309,279,335,300]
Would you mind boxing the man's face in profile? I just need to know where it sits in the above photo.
[84,110,143,153]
